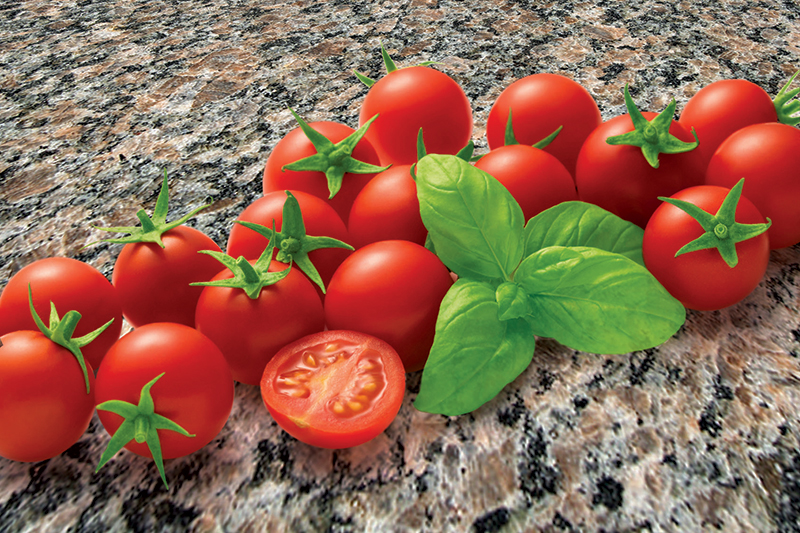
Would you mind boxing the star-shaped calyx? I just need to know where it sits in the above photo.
[606,85,699,168]
[353,43,438,88]
[234,191,352,293]
[501,108,563,149]
[774,70,800,126]
[95,372,195,490]
[281,109,389,200]
[659,178,771,268]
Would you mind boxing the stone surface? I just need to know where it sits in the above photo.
[1,0,800,531]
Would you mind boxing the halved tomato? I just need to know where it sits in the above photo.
[260,330,405,449]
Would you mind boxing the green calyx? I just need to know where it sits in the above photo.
[27,284,113,393]
[190,221,292,299]
[606,85,699,168]
[234,191,353,293]
[353,44,439,87]
[658,178,771,268]
[281,109,389,199]
[502,108,563,149]
[774,70,800,126]
[91,169,211,248]
[412,128,476,177]
[96,372,195,490]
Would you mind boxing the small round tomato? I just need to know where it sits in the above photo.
[94,322,234,461]
[324,240,453,372]
[575,112,705,228]
[347,164,427,249]
[705,122,800,250]
[473,144,578,222]
[260,330,405,449]
[0,330,96,462]
[643,185,770,311]
[112,226,222,328]
[195,261,325,385]
[0,257,122,370]
[263,121,381,222]
[486,73,602,177]
[359,66,473,166]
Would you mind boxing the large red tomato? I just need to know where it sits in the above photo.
[260,330,406,449]
[0,257,122,369]
[485,73,602,177]
[324,240,453,372]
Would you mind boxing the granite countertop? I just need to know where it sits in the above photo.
[1,0,800,531]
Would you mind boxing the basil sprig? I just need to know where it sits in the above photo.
[414,154,685,416]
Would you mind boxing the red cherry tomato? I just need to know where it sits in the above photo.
[705,122,800,250]
[0,330,96,462]
[260,330,405,449]
[95,323,234,460]
[575,112,705,228]
[324,240,453,372]
[0,257,122,369]
[359,66,473,166]
[679,79,778,169]
[643,185,770,311]
[111,226,222,328]
[195,261,325,385]
[347,164,427,249]
[473,144,578,222]
[485,73,602,177]
[263,121,381,222]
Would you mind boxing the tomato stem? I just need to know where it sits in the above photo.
[773,70,800,126]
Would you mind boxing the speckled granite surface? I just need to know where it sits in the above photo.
[1,0,800,531]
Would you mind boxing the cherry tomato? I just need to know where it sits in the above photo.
[227,190,351,294]
[473,144,578,222]
[0,257,122,370]
[359,66,473,166]
[678,79,778,170]
[111,226,222,328]
[347,164,427,249]
[260,330,405,449]
[324,240,453,372]
[263,121,381,222]
[643,185,770,311]
[705,122,800,249]
[95,322,234,460]
[0,330,96,462]
[485,73,602,178]
[575,112,705,228]
[195,261,325,385]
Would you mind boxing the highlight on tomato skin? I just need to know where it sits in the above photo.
[260,330,406,449]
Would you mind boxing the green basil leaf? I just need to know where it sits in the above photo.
[523,201,645,266]
[415,154,525,282]
[414,279,536,416]
[517,246,685,354]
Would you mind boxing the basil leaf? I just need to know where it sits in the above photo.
[414,279,536,416]
[517,246,685,354]
[523,201,645,266]
[415,154,525,282]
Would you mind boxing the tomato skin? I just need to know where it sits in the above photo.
[0,330,96,462]
[359,66,473,166]
[575,111,706,228]
[262,121,381,222]
[473,144,578,222]
[260,330,405,449]
[486,73,602,178]
[94,323,234,460]
[705,122,800,250]
[642,185,769,311]
[347,164,427,249]
[195,261,325,385]
[0,257,122,370]
[111,226,222,328]
[324,240,453,372]
[679,79,777,169]
[227,190,351,294]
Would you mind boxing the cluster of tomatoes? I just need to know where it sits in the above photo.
[1,47,798,489]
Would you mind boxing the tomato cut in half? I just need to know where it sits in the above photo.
[260,330,406,449]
